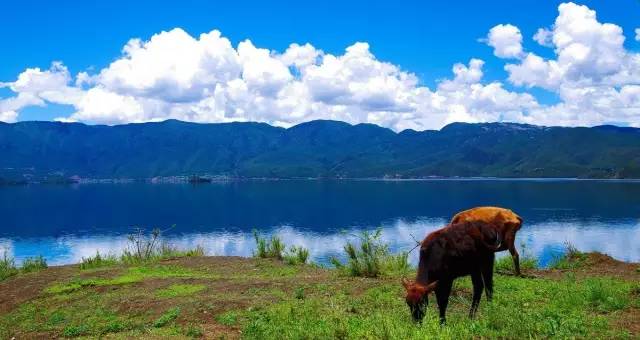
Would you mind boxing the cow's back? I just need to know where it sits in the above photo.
[450,206,522,233]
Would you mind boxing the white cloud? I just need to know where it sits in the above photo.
[636,28,640,41]
[1,3,639,130]
[533,28,553,47]
[485,24,524,59]
[0,110,18,123]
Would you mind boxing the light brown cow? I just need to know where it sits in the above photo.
[450,206,523,275]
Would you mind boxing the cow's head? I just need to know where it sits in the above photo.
[402,278,438,322]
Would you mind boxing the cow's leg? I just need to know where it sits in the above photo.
[482,253,495,301]
[470,272,484,318]
[506,230,521,276]
[435,279,453,325]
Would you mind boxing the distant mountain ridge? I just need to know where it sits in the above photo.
[1,119,639,180]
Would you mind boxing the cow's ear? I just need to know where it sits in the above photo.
[425,280,438,292]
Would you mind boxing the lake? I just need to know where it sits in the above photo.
[1,179,639,267]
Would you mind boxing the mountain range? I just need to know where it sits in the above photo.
[1,119,639,181]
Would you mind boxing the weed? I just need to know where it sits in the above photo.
[21,255,47,273]
[284,245,310,265]
[253,230,285,260]
[216,311,239,326]
[294,286,305,300]
[79,251,119,270]
[0,250,18,281]
[62,324,88,337]
[494,242,538,273]
[330,229,409,277]
[185,324,203,337]
[549,242,587,270]
[154,307,181,328]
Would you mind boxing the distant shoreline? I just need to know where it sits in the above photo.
[3,176,640,186]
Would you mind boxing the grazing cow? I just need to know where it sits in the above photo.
[450,206,523,275]
[402,221,500,324]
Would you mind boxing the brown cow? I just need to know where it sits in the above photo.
[402,220,500,324]
[451,206,523,275]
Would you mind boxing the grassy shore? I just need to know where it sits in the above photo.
[0,250,638,339]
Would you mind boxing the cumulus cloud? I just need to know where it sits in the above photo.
[500,2,640,127]
[1,2,639,129]
[485,24,524,59]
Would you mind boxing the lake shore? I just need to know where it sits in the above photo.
[1,251,638,338]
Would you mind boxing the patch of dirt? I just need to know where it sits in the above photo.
[201,322,241,339]
[0,265,77,314]
[535,252,640,281]
[614,308,640,338]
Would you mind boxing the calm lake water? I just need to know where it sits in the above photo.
[1,180,639,266]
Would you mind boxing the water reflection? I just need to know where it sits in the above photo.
[3,218,639,267]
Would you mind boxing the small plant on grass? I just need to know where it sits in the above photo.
[153,307,181,328]
[21,255,47,273]
[284,245,310,265]
[0,250,18,281]
[330,228,409,278]
[79,251,119,270]
[253,230,285,260]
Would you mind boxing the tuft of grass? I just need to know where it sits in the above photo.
[253,230,285,260]
[284,245,310,265]
[494,242,538,273]
[156,283,206,298]
[79,251,119,270]
[0,251,18,281]
[184,324,203,337]
[62,324,88,337]
[294,286,305,300]
[549,242,588,270]
[330,229,410,277]
[215,311,239,326]
[153,307,181,328]
[21,255,47,273]
[118,227,205,265]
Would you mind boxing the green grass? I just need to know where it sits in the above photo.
[156,283,206,298]
[0,251,18,281]
[79,251,119,270]
[0,248,637,339]
[253,230,286,260]
[21,255,48,273]
[240,275,633,339]
[153,307,180,328]
[46,265,216,294]
[330,229,410,277]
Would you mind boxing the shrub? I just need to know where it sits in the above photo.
[0,251,18,281]
[79,251,119,270]
[284,246,310,265]
[330,229,409,278]
[120,227,204,264]
[21,255,47,273]
[253,230,285,260]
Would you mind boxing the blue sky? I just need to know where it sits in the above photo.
[1,1,639,129]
